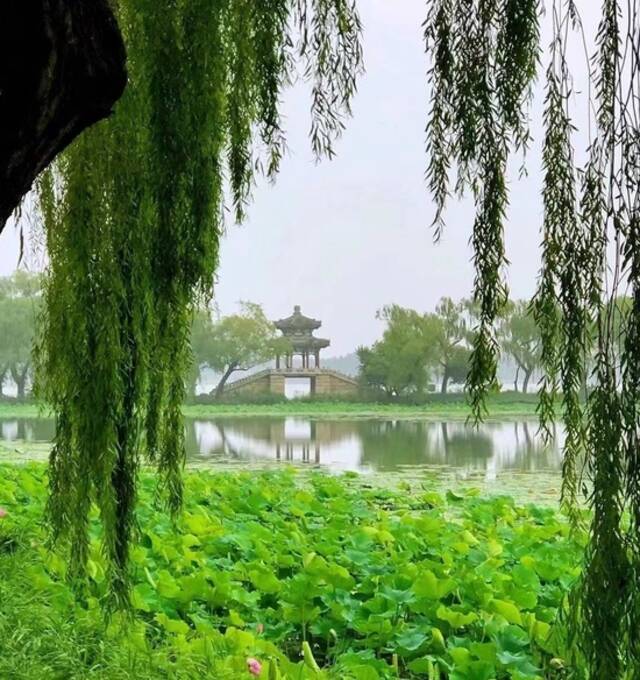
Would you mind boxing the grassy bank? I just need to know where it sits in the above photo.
[0,464,584,679]
[0,393,542,420]
[183,397,540,419]
[0,402,52,418]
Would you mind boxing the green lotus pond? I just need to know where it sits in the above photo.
[0,464,585,679]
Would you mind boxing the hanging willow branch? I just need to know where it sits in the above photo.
[427,0,640,676]
[538,1,640,675]
[27,0,640,674]
[424,0,541,421]
[35,0,362,608]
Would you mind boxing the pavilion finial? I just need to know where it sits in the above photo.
[294,305,301,313]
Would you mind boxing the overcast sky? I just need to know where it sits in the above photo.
[0,1,601,355]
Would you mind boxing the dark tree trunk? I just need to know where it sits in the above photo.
[0,365,7,396]
[440,370,449,394]
[214,363,238,399]
[10,364,30,399]
[0,0,127,232]
[523,368,533,394]
[513,365,520,393]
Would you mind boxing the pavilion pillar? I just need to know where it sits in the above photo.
[315,351,320,368]
[276,355,280,370]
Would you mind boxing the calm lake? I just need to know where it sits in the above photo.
[0,416,563,484]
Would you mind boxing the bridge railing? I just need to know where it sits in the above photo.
[222,367,358,392]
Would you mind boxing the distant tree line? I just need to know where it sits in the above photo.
[357,297,542,397]
[2,287,624,403]
[0,271,40,399]
[186,297,544,400]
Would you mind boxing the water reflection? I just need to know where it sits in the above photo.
[0,418,55,443]
[184,417,563,475]
[0,416,562,476]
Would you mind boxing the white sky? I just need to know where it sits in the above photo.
[0,1,601,355]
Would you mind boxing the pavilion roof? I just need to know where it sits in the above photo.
[289,336,330,350]
[274,305,322,332]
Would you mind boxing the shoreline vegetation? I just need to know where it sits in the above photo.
[0,392,543,421]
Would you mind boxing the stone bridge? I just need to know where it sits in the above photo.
[223,368,359,397]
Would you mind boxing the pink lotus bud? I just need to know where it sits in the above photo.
[247,658,262,676]
[256,623,264,634]
[0,508,7,519]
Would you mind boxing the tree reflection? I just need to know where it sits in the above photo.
[357,420,434,470]
[174,416,563,473]
[438,422,493,467]
[0,417,55,442]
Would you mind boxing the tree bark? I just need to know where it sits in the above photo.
[0,0,127,233]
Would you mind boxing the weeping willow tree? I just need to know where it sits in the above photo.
[425,0,640,676]
[28,0,640,675]
[35,0,362,609]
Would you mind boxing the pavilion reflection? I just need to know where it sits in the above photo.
[275,441,320,464]
[183,416,563,474]
[185,417,358,466]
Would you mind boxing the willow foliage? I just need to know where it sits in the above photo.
[426,0,640,676]
[425,0,540,420]
[29,0,640,675]
[35,0,362,608]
